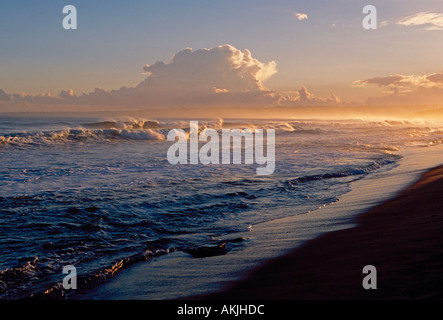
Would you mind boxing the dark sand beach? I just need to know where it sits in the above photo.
[205,165,443,300]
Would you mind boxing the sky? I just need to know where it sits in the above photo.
[1,0,443,112]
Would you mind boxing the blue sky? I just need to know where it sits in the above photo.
[1,0,443,106]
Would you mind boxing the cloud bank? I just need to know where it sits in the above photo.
[3,43,443,112]
[355,71,443,105]
[0,44,341,111]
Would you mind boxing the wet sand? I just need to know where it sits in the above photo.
[206,165,443,299]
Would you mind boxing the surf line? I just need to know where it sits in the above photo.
[166,121,275,175]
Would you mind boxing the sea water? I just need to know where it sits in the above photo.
[1,115,442,299]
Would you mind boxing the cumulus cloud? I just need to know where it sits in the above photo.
[397,11,443,30]
[127,44,279,107]
[294,12,308,21]
[59,89,75,99]
[279,86,341,107]
[140,44,277,93]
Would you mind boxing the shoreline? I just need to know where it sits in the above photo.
[204,164,443,299]
[77,145,443,300]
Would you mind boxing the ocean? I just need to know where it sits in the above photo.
[1,115,442,299]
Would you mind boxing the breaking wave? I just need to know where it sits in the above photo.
[0,128,168,147]
[84,119,161,130]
